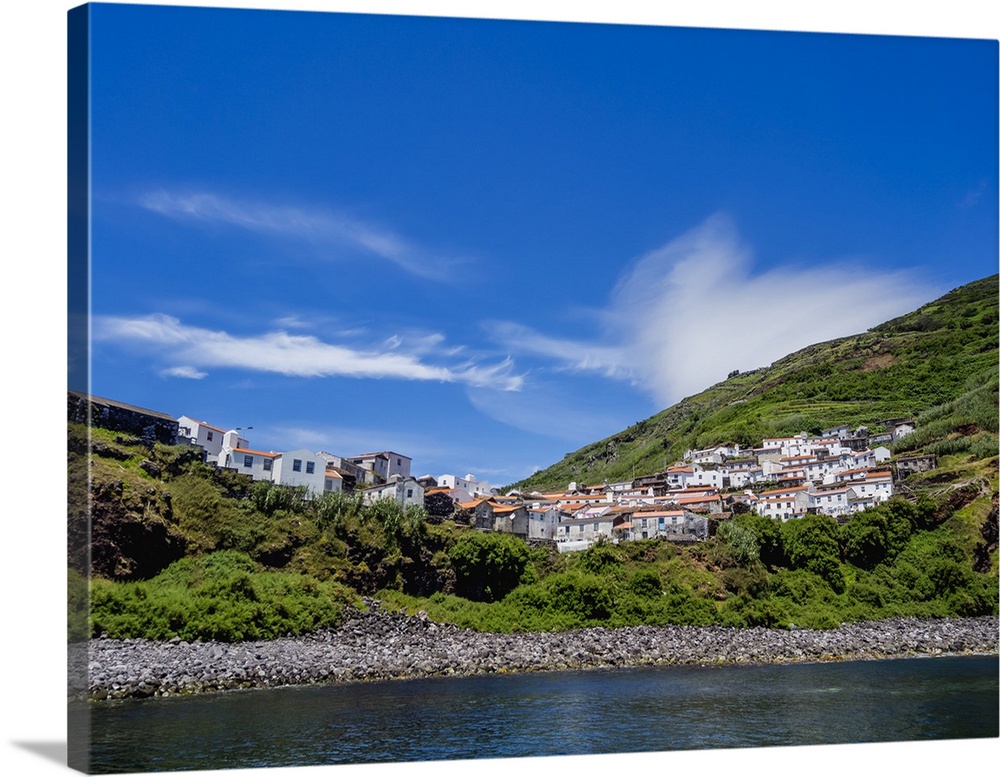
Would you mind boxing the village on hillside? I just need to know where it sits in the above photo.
[70,390,940,554]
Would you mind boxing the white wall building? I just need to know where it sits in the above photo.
[350,451,412,484]
[176,416,231,462]
[558,514,616,543]
[272,448,328,495]
[437,473,494,497]
[687,469,723,489]
[323,468,344,494]
[219,446,279,482]
[806,486,855,518]
[527,507,561,540]
[363,477,425,508]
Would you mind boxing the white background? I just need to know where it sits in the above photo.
[2,2,997,776]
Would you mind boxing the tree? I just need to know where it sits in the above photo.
[733,513,786,569]
[448,532,531,602]
[781,514,845,592]
[423,490,456,523]
[717,521,760,567]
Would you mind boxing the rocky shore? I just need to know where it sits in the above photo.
[74,608,999,701]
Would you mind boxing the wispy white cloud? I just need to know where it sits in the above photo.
[272,315,312,330]
[94,313,523,390]
[161,365,207,380]
[959,180,989,209]
[485,321,633,381]
[490,214,938,407]
[137,190,468,281]
[466,381,632,443]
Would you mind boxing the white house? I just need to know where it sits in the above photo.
[806,486,856,518]
[873,446,892,464]
[272,448,328,495]
[557,513,616,543]
[628,510,708,542]
[527,507,561,540]
[723,466,765,489]
[218,446,279,482]
[176,416,233,462]
[437,473,495,498]
[801,458,843,484]
[665,466,695,488]
[756,485,810,521]
[323,468,344,494]
[687,468,724,489]
[350,451,412,484]
[363,476,425,508]
[837,473,894,504]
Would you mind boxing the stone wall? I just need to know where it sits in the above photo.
[68,390,178,445]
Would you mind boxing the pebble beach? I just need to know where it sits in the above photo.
[71,606,1000,701]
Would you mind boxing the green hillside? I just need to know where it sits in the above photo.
[511,275,999,493]
[69,275,998,640]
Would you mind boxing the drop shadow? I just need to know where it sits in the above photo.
[11,740,66,766]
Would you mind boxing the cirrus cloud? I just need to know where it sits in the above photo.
[137,190,470,281]
[488,214,939,408]
[94,313,523,391]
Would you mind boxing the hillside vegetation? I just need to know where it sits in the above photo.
[70,275,999,641]
[510,275,998,493]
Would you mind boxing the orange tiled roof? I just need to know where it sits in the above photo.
[492,504,525,515]
[232,447,279,457]
[759,485,809,496]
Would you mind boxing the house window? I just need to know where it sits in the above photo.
[263,459,272,472]
[293,459,302,472]
[243,455,253,468]
[207,431,214,441]
[306,461,315,474]
[396,458,401,466]
[406,489,413,498]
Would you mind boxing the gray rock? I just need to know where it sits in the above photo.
[74,612,999,701]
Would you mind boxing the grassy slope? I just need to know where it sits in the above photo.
[511,275,998,493]
[75,276,998,637]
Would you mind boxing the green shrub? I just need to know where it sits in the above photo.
[541,572,615,621]
[89,551,354,641]
[576,540,625,575]
[627,568,663,599]
[448,532,531,603]
[781,515,846,592]
[720,594,789,628]
[68,568,90,642]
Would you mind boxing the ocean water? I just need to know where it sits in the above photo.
[74,654,999,773]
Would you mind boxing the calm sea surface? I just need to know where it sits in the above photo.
[76,655,999,773]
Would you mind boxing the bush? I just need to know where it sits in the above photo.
[576,540,625,575]
[721,594,789,628]
[628,568,663,599]
[89,551,355,641]
[68,568,90,642]
[541,572,615,621]
[716,521,761,567]
[781,515,846,592]
[732,514,786,568]
[448,532,532,603]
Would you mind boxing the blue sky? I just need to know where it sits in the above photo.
[81,2,998,487]
[0,4,997,777]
